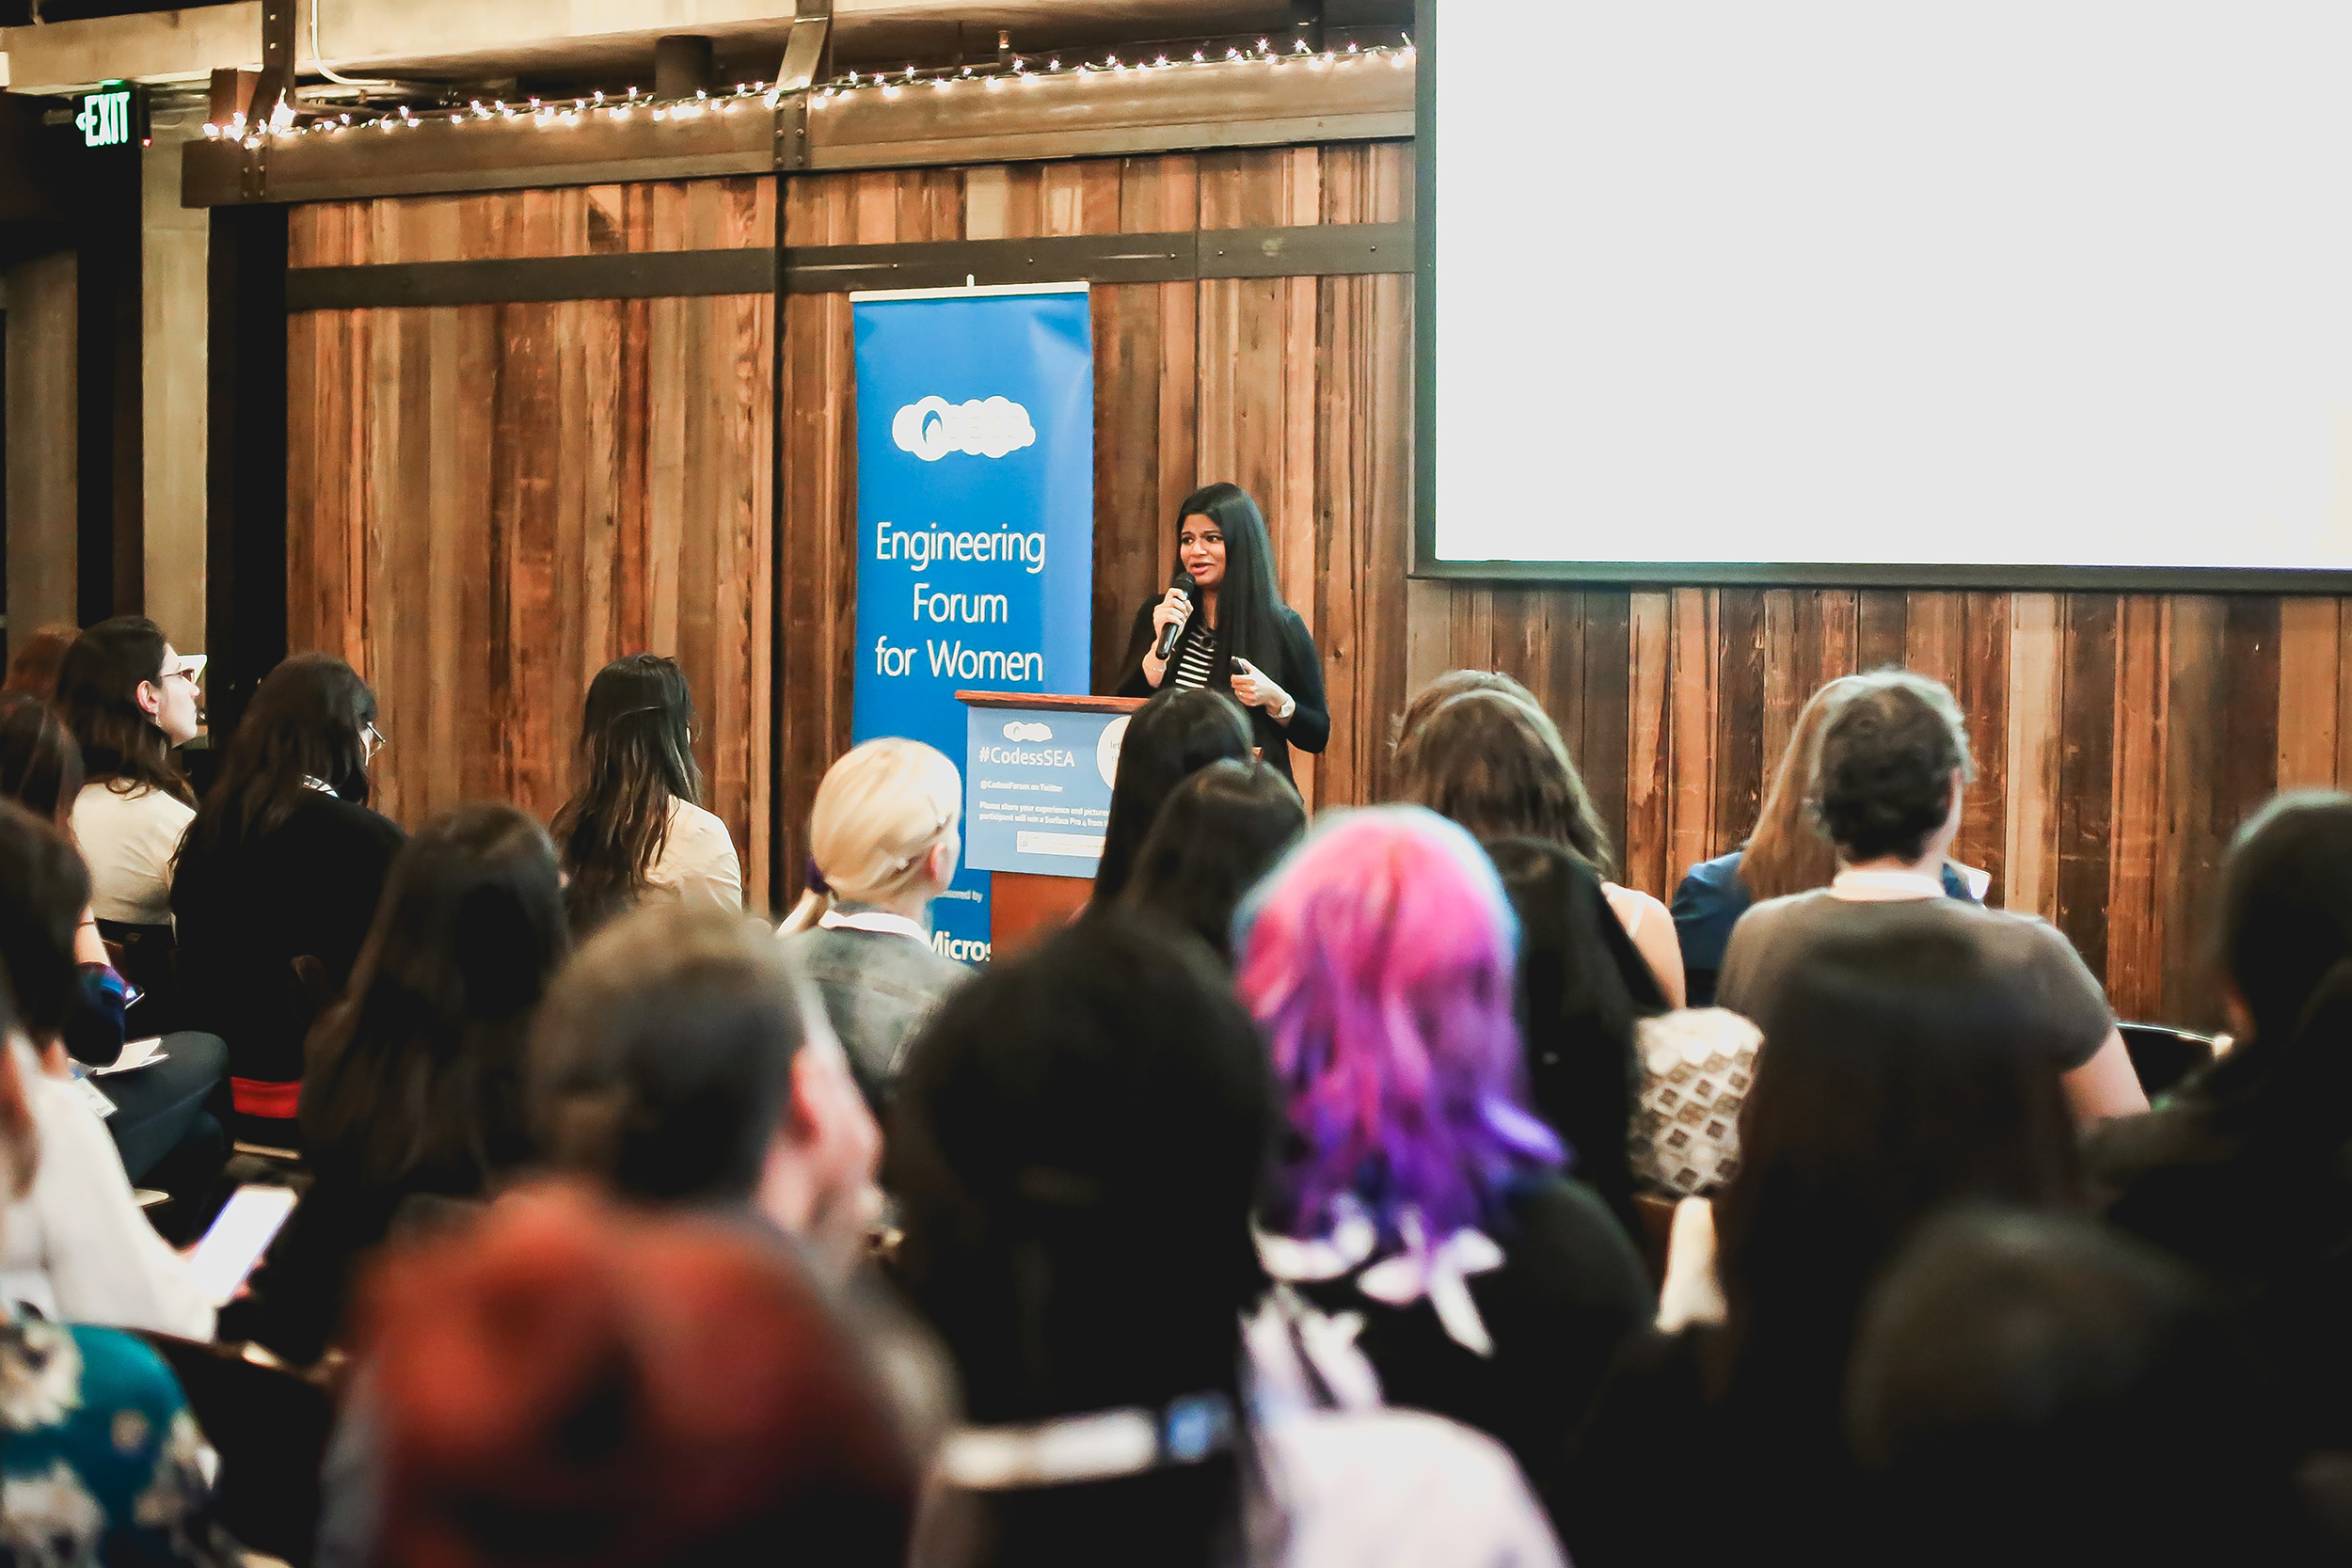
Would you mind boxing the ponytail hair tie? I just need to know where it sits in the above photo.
[805,857,832,896]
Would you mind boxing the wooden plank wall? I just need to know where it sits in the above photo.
[285,180,776,908]
[777,145,1417,896]
[1412,585,2345,1030]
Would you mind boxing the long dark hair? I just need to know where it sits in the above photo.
[302,803,569,1194]
[889,913,1278,1568]
[0,798,94,1040]
[550,655,703,934]
[54,615,191,803]
[1716,927,2081,1421]
[0,694,85,831]
[1392,689,1614,874]
[1180,483,1290,677]
[1090,688,1254,906]
[1122,758,1305,965]
[183,654,376,861]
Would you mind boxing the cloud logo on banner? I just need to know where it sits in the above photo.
[1003,721,1053,742]
[894,396,1039,462]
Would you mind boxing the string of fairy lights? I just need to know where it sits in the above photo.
[200,36,1416,150]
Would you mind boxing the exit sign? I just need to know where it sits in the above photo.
[74,84,146,150]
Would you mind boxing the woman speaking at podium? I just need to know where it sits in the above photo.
[1116,483,1328,785]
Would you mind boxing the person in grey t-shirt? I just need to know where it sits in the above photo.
[1718,670,2146,1122]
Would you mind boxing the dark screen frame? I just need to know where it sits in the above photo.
[1406,0,2352,594]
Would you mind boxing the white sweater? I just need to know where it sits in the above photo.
[644,799,743,912]
[0,1041,214,1338]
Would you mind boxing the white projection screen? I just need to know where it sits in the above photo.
[1418,2,2352,586]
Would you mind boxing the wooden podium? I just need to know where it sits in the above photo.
[957,690,1144,957]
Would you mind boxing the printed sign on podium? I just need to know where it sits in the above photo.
[958,691,1143,953]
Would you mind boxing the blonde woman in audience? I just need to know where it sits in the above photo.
[1395,681,1686,1006]
[777,738,972,1113]
[550,654,740,935]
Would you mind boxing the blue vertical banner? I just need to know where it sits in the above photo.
[851,284,1095,964]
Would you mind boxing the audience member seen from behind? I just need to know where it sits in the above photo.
[892,911,1565,1568]
[1089,687,1254,907]
[171,653,404,1136]
[776,737,972,1114]
[0,800,214,1338]
[1122,758,1305,966]
[1715,669,2145,1121]
[55,615,202,928]
[0,1037,244,1566]
[2087,791,2352,1455]
[1115,483,1331,786]
[1553,927,2085,1568]
[1672,674,1988,1007]
[551,654,741,935]
[1394,684,1685,1007]
[220,804,569,1366]
[530,905,880,1283]
[357,1187,916,1568]
[3,621,78,698]
[0,694,229,1210]
[1483,834,1654,1240]
[1845,1208,2321,1568]
[1238,809,1652,1488]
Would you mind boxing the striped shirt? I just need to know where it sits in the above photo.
[1169,617,1218,691]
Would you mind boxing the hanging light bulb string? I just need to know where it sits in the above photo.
[199,33,1415,146]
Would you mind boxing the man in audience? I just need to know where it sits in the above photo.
[527,904,884,1280]
[1716,669,2145,1121]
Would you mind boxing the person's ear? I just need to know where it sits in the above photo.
[135,680,162,721]
[926,837,955,888]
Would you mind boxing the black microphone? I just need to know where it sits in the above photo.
[1153,570,1196,662]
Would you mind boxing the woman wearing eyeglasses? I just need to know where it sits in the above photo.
[171,653,405,1139]
[54,617,205,930]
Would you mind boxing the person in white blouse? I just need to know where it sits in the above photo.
[2,1035,214,1338]
[549,655,742,934]
[53,617,204,927]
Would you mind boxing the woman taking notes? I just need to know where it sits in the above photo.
[1117,483,1329,785]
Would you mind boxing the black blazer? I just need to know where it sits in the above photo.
[1113,598,1330,784]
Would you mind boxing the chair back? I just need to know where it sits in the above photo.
[133,1331,334,1567]
[2119,1022,2219,1100]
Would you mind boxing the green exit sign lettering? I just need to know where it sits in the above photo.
[74,85,146,150]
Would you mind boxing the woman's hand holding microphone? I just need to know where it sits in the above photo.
[1141,583,1193,689]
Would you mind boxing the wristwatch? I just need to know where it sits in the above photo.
[1272,691,1297,722]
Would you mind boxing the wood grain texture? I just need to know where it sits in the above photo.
[287,178,776,910]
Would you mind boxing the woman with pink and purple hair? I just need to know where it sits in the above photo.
[1235,806,1653,1493]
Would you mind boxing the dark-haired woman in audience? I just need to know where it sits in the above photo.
[1395,683,1685,1007]
[893,911,1565,1568]
[172,653,404,1137]
[1121,757,1304,965]
[55,616,202,930]
[1671,673,1983,1006]
[1115,483,1328,786]
[0,800,214,1337]
[1239,807,1651,1492]
[1717,670,2145,1121]
[1089,687,1255,906]
[220,804,568,1365]
[552,653,740,934]
[1551,927,2086,1566]
[0,694,230,1216]
[0,1030,243,1563]
[777,737,971,1113]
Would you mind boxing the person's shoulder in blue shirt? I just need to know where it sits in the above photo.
[1673,850,1983,1008]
